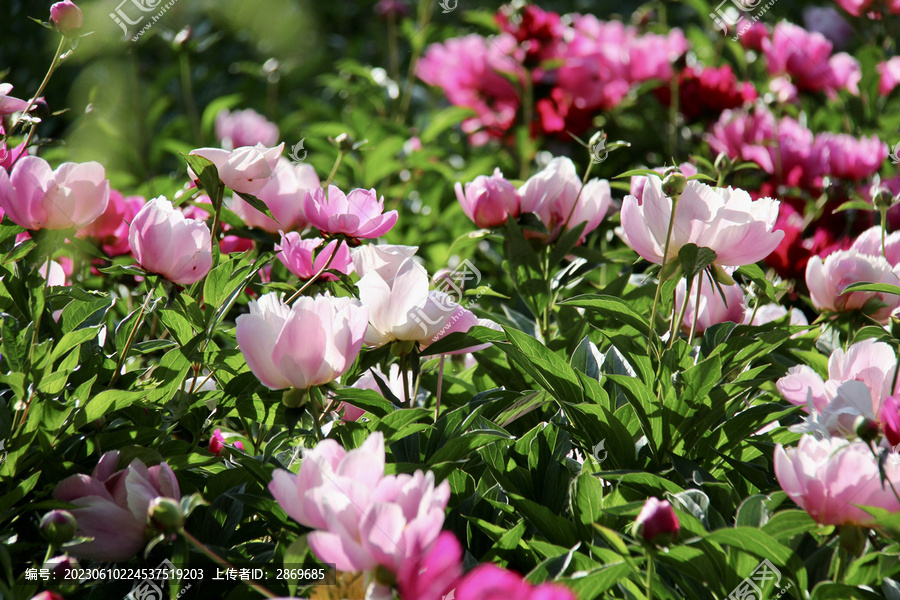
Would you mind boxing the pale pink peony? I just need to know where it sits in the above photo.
[674,275,745,334]
[775,435,900,525]
[235,293,368,390]
[851,226,900,266]
[129,197,212,285]
[620,176,783,267]
[805,249,900,322]
[53,451,180,562]
[350,244,419,283]
[231,158,318,232]
[878,57,900,96]
[189,143,283,195]
[268,432,450,574]
[0,156,109,231]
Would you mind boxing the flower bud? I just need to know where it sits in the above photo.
[873,187,895,212]
[331,132,356,152]
[282,387,309,409]
[854,415,880,443]
[661,171,687,198]
[40,510,78,546]
[50,1,83,34]
[391,339,416,357]
[147,497,184,534]
[634,497,679,546]
[43,555,79,580]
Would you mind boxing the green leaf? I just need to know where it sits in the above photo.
[833,200,874,213]
[614,168,664,179]
[703,527,793,567]
[182,153,222,202]
[560,295,651,334]
[842,282,900,296]
[235,191,276,220]
[677,244,718,281]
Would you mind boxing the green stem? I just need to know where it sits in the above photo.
[434,354,446,422]
[286,242,340,304]
[208,183,225,266]
[400,353,411,406]
[322,150,345,190]
[687,274,703,347]
[11,36,66,134]
[398,0,435,119]
[669,277,693,349]
[108,278,160,388]
[182,530,277,598]
[645,551,655,600]
[179,50,202,143]
[647,194,679,352]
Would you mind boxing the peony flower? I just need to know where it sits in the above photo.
[268,432,451,574]
[653,65,757,121]
[805,249,900,322]
[777,338,899,416]
[304,185,398,239]
[0,156,109,231]
[744,303,809,327]
[209,429,244,455]
[189,143,283,195]
[634,497,680,545]
[454,168,520,229]
[814,133,887,181]
[350,244,419,283]
[79,189,145,256]
[775,435,900,525]
[231,158,318,232]
[851,226,900,266]
[454,564,577,600]
[620,176,784,267]
[0,83,30,116]
[356,257,478,347]
[129,197,212,285]
[396,531,462,600]
[881,394,900,448]
[50,0,83,34]
[276,233,353,281]
[235,292,368,391]
[878,57,900,96]
[214,108,279,150]
[674,275,745,334]
[761,22,860,97]
[346,364,409,419]
[519,156,611,239]
[53,451,180,562]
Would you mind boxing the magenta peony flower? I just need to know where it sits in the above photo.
[53,451,180,562]
[881,394,900,448]
[761,22,860,97]
[235,292,367,390]
[674,275,745,334]
[304,185,397,239]
[79,189,145,256]
[775,435,900,525]
[805,249,900,322]
[814,133,888,181]
[209,429,244,455]
[620,176,783,267]
[396,531,462,600]
[454,564,577,600]
[129,197,212,285]
[454,168,520,229]
[50,0,83,34]
[654,65,757,121]
[634,497,680,545]
[275,233,352,281]
[214,108,279,150]
[0,156,109,231]
[189,143,283,195]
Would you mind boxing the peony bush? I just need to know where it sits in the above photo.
[4,1,900,599]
